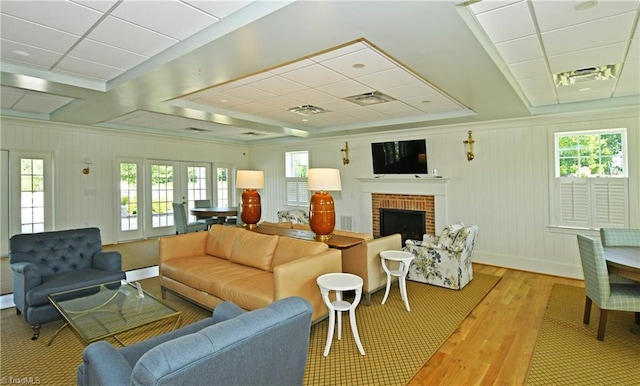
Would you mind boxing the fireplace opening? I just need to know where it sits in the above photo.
[380,208,425,246]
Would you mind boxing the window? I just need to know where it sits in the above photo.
[151,164,174,228]
[20,158,45,233]
[552,129,628,229]
[120,162,139,231]
[285,151,309,206]
[216,167,230,207]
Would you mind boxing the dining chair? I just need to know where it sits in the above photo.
[194,199,218,227]
[172,203,207,234]
[599,228,640,284]
[576,234,640,340]
[599,228,640,247]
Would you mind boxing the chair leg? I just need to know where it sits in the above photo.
[161,286,167,299]
[583,296,592,325]
[597,309,608,341]
[31,324,41,340]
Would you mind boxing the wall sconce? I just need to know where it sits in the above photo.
[236,170,265,230]
[340,141,350,165]
[82,157,93,174]
[463,131,475,161]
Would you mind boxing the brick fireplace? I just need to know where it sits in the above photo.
[358,177,448,237]
[372,193,435,236]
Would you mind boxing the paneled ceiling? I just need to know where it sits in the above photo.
[1,0,638,143]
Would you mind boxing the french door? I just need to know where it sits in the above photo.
[144,160,212,238]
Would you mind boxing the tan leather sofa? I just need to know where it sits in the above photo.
[341,233,403,305]
[159,225,342,322]
[261,221,402,305]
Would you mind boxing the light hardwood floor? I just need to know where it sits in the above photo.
[408,264,583,386]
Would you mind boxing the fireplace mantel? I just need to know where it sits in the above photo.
[358,177,448,196]
[357,177,449,234]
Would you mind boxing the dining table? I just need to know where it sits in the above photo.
[190,206,237,225]
[604,246,640,282]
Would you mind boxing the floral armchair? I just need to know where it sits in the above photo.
[403,222,479,290]
[277,209,310,225]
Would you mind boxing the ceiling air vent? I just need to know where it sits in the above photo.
[287,105,328,116]
[554,64,620,87]
[184,127,209,133]
[242,131,266,136]
[344,91,396,106]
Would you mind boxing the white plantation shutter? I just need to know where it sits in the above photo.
[556,177,628,228]
[592,178,627,227]
[558,178,589,227]
[285,177,309,206]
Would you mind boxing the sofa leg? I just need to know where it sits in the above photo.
[16,308,21,315]
[31,324,41,340]
[161,286,167,299]
[363,292,371,306]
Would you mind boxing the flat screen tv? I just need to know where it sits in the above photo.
[371,139,427,175]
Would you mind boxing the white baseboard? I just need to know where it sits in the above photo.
[473,251,584,280]
[0,266,159,310]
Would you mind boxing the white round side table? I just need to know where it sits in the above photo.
[316,273,366,356]
[380,250,415,312]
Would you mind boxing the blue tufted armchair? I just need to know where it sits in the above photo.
[10,227,125,340]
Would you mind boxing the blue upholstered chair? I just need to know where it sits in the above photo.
[77,297,312,386]
[10,228,125,340]
[172,203,207,234]
[576,234,640,341]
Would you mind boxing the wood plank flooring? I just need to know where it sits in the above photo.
[407,264,583,386]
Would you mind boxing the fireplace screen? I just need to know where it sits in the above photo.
[379,208,426,245]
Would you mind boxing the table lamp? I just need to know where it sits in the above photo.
[308,168,342,240]
[237,170,264,230]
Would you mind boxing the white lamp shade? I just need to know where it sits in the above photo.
[308,168,342,191]
[236,170,264,189]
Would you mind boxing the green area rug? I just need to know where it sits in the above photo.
[1,274,500,385]
[526,284,640,385]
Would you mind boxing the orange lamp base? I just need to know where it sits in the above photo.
[241,189,261,229]
[309,191,335,241]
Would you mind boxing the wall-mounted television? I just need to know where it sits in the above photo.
[371,139,427,175]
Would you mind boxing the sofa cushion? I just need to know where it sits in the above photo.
[271,237,328,271]
[26,269,125,306]
[229,231,278,271]
[220,271,275,310]
[161,256,265,296]
[205,225,238,260]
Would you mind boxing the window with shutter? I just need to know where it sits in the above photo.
[552,129,628,229]
[285,151,309,207]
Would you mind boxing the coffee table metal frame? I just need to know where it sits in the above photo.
[47,280,181,346]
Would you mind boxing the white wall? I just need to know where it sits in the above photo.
[2,107,637,279]
[0,117,251,247]
[250,107,639,279]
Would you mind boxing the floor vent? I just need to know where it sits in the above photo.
[340,215,353,231]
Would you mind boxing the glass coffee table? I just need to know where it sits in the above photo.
[47,280,181,346]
